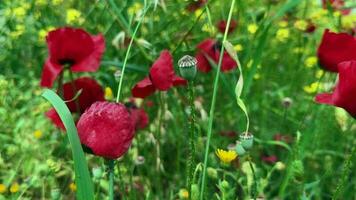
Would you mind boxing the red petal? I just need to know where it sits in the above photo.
[77,102,135,159]
[46,27,104,73]
[131,77,156,98]
[317,29,356,72]
[195,52,212,72]
[62,77,105,113]
[216,20,237,34]
[149,50,175,91]
[40,58,63,88]
[45,109,65,130]
[173,76,188,86]
[315,61,356,117]
[130,108,149,130]
[220,51,238,72]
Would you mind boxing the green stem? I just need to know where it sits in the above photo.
[116,5,150,103]
[248,157,257,200]
[108,160,115,200]
[187,81,196,196]
[200,1,236,199]
[68,70,81,114]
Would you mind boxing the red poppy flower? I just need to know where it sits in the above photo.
[216,20,237,34]
[273,133,293,143]
[219,130,237,138]
[317,30,356,72]
[77,102,135,159]
[40,27,105,88]
[186,0,207,12]
[130,108,149,130]
[46,77,105,130]
[261,155,278,164]
[315,61,356,118]
[322,0,351,15]
[305,22,316,33]
[195,39,237,73]
[131,50,187,98]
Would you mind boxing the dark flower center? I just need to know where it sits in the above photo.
[213,42,222,52]
[58,59,75,66]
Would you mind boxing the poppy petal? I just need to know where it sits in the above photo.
[149,50,175,91]
[196,52,212,72]
[40,58,63,88]
[45,109,65,130]
[317,29,356,72]
[173,76,188,86]
[131,77,156,98]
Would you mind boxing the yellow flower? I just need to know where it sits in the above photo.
[66,9,82,24]
[305,56,318,68]
[52,0,63,5]
[69,182,76,192]
[234,44,243,52]
[38,26,55,42]
[294,20,308,31]
[276,28,289,42]
[341,14,356,30]
[202,24,215,34]
[128,3,143,16]
[247,24,258,34]
[303,82,319,94]
[10,24,25,39]
[179,188,189,199]
[35,0,47,6]
[278,21,288,27]
[33,130,43,139]
[215,149,237,164]
[10,183,19,193]
[13,7,26,19]
[333,11,341,18]
[0,184,6,193]
[315,70,324,79]
[194,9,203,18]
[105,87,114,100]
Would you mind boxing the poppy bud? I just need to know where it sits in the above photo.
[239,133,254,150]
[207,167,218,179]
[235,141,246,155]
[178,55,197,81]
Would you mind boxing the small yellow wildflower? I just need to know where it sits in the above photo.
[202,24,215,34]
[247,24,258,34]
[194,9,203,18]
[13,7,26,19]
[10,24,25,39]
[69,182,76,192]
[0,184,6,193]
[33,130,43,139]
[105,87,113,100]
[333,11,341,18]
[215,149,237,164]
[305,56,318,68]
[10,183,19,193]
[38,26,55,42]
[294,20,308,31]
[303,82,319,94]
[234,44,243,52]
[128,3,143,16]
[341,14,356,30]
[315,70,324,79]
[276,28,289,42]
[35,0,47,6]
[66,9,82,24]
[179,188,189,199]
[278,21,288,28]
[52,0,63,6]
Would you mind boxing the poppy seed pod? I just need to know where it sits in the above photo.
[239,133,254,150]
[178,55,197,81]
[235,140,246,155]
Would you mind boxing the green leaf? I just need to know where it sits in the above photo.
[42,89,94,200]
[271,0,302,22]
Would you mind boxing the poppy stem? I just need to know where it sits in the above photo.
[248,156,257,200]
[108,159,115,200]
[57,71,64,98]
[68,69,81,114]
[187,81,196,195]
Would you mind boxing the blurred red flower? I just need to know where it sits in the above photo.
[186,0,207,12]
[216,19,237,34]
[46,77,105,130]
[317,29,356,72]
[125,101,149,130]
[77,101,135,159]
[195,39,237,73]
[322,0,351,15]
[40,27,105,87]
[219,130,237,138]
[131,50,187,98]
[315,61,356,118]
[261,155,278,164]
[305,22,316,33]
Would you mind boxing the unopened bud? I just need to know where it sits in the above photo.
[178,55,197,81]
[239,132,254,150]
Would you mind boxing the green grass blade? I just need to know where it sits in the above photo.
[42,89,94,200]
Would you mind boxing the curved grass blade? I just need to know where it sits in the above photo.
[42,89,94,200]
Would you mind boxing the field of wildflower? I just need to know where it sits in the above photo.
[1,0,356,199]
